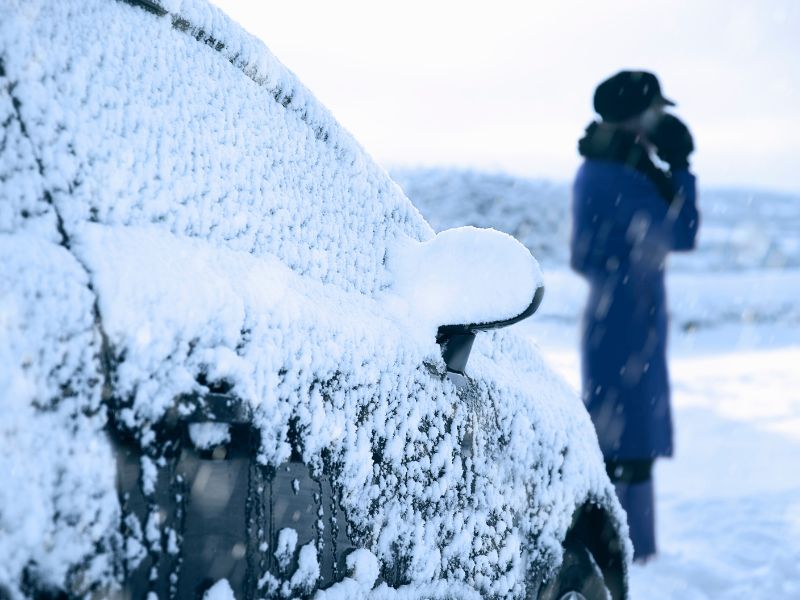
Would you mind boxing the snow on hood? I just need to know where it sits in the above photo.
[0,0,627,596]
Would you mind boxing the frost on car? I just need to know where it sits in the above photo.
[0,0,630,598]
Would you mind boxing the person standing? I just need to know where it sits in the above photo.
[570,70,700,562]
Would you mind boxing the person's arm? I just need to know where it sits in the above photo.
[650,115,700,251]
[664,168,699,251]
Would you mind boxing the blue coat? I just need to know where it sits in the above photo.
[570,160,699,460]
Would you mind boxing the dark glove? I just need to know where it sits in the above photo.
[650,113,694,170]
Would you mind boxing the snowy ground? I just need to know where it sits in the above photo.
[521,275,800,598]
[398,168,800,597]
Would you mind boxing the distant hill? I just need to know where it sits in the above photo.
[393,167,800,272]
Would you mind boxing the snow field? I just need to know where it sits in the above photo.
[527,323,800,599]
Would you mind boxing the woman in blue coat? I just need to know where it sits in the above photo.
[570,71,699,561]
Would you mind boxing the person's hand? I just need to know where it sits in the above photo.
[650,113,694,170]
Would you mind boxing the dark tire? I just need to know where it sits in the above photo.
[536,539,610,600]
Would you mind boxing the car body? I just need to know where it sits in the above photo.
[0,1,630,598]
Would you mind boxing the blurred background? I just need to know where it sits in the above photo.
[213,0,799,193]
[215,2,799,597]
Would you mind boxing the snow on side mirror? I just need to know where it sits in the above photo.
[391,226,545,374]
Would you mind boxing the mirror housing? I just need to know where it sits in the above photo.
[436,284,545,374]
[390,226,544,375]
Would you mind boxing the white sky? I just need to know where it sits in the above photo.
[212,1,799,193]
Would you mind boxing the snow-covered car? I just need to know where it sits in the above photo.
[0,0,630,598]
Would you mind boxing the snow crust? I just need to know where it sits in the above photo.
[188,422,231,449]
[203,578,236,600]
[287,543,320,594]
[347,548,381,588]
[275,528,299,572]
[0,1,622,597]
[316,548,484,600]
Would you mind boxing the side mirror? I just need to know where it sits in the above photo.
[436,284,545,374]
[391,226,544,375]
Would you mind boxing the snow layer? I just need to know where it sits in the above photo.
[203,579,235,600]
[275,528,299,572]
[188,422,231,449]
[0,1,622,597]
[317,549,484,600]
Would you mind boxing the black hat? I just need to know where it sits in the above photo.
[593,70,675,123]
